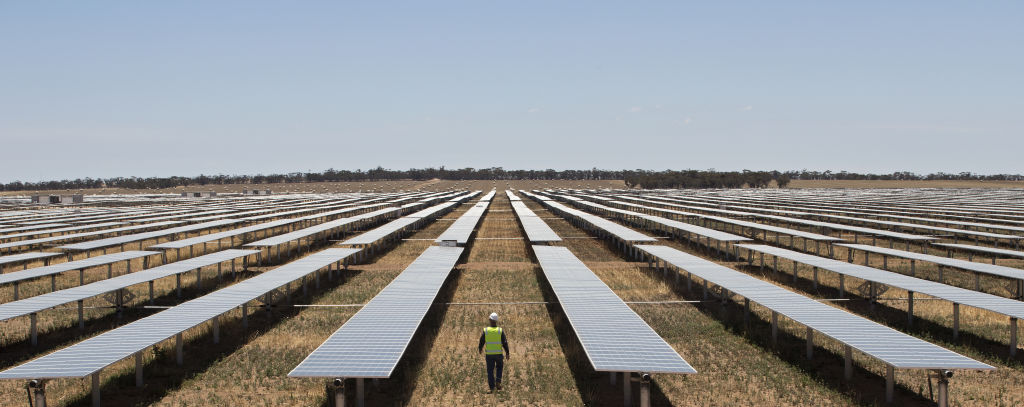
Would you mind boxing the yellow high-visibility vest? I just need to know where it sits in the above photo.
[484,327,503,355]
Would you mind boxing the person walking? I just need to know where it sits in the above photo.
[478,312,510,393]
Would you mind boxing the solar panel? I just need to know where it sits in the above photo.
[620,196,937,242]
[836,243,1024,281]
[737,244,1024,321]
[568,198,749,242]
[508,197,561,243]
[0,249,259,323]
[0,251,158,289]
[149,219,296,249]
[289,246,464,378]
[241,202,369,222]
[405,202,457,219]
[542,201,656,243]
[0,252,62,268]
[773,207,1023,242]
[449,191,481,202]
[341,217,420,246]
[245,207,401,247]
[0,248,360,379]
[933,243,1024,259]
[434,201,490,245]
[608,196,840,242]
[637,244,993,370]
[341,202,455,246]
[532,245,695,374]
[0,223,82,238]
[0,221,183,252]
[57,219,242,251]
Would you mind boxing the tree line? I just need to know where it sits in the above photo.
[1,167,1020,192]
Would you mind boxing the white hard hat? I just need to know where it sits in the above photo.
[489,312,499,321]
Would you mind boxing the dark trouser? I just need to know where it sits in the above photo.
[485,354,504,389]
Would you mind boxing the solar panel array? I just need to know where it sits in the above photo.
[289,246,464,378]
[737,244,1024,320]
[0,248,360,379]
[341,202,457,246]
[836,243,1024,281]
[0,222,125,241]
[57,219,242,251]
[507,192,561,243]
[610,197,841,242]
[533,245,696,374]
[0,252,61,269]
[629,197,938,242]
[0,221,183,252]
[636,244,992,370]
[933,243,1024,259]
[148,218,296,249]
[0,251,157,288]
[0,249,259,322]
[245,207,401,247]
[541,201,656,243]
[434,201,490,245]
[570,198,749,242]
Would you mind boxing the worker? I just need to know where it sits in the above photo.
[478,312,510,393]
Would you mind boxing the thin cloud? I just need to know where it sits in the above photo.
[527,107,541,113]
[740,105,753,111]
[628,106,643,113]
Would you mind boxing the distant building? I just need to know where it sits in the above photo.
[31,194,84,204]
[181,191,217,198]
[243,189,272,195]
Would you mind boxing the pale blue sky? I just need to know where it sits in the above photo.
[1,1,1021,182]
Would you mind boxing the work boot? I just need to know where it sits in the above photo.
[496,382,502,391]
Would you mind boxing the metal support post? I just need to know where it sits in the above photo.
[639,373,650,407]
[92,372,101,407]
[135,352,144,387]
[806,327,814,359]
[213,316,220,344]
[334,378,346,407]
[885,365,894,404]
[771,311,778,345]
[30,312,38,346]
[623,372,632,407]
[907,291,914,326]
[952,303,960,340]
[176,333,184,365]
[844,345,852,380]
[356,378,365,407]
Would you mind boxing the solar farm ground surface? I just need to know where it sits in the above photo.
[0,188,1022,406]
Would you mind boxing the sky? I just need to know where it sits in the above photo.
[1,1,1022,182]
